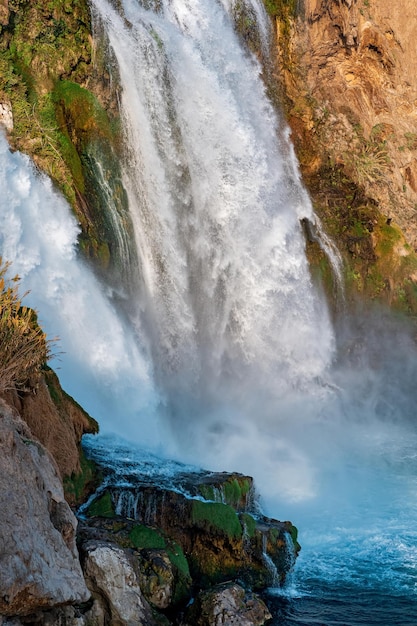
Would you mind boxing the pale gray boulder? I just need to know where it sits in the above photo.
[82,540,156,626]
[0,400,89,616]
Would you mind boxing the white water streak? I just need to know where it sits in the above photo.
[92,0,336,407]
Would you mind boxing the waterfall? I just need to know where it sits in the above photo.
[2,0,417,620]
[90,0,336,444]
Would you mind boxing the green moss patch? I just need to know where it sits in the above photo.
[167,542,190,578]
[129,525,166,550]
[87,491,115,518]
[63,448,100,506]
[192,500,242,539]
[263,0,297,19]
[223,477,251,507]
[241,512,257,538]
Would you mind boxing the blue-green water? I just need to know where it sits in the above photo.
[265,449,417,625]
[267,590,417,625]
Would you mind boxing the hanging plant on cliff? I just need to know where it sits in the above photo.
[0,257,55,393]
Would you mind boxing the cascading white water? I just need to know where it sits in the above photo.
[2,0,417,622]
[0,133,163,446]
[90,0,336,440]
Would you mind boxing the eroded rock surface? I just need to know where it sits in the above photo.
[284,0,417,236]
[0,399,89,616]
[82,540,156,626]
[180,582,272,626]
[272,0,417,307]
[2,369,99,506]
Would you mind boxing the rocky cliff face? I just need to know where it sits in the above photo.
[3,0,417,308]
[0,399,89,617]
[2,369,99,507]
[0,0,131,274]
[271,0,417,309]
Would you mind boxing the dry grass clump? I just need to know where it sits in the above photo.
[0,257,54,393]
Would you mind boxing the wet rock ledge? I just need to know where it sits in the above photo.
[0,404,299,625]
[74,437,299,625]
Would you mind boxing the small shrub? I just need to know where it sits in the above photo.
[0,258,54,393]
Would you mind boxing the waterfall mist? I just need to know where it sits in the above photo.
[1,0,417,616]
[0,134,163,447]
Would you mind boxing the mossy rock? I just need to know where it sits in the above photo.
[63,448,101,507]
[86,491,115,518]
[192,500,243,539]
[264,0,298,19]
[241,512,257,539]
[129,524,167,550]
[0,0,131,273]
[130,526,192,607]
[196,473,253,511]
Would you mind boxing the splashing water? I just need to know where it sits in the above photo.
[91,0,335,433]
[1,0,417,622]
[0,133,163,446]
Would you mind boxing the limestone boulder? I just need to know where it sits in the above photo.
[0,400,89,616]
[82,540,156,626]
[180,582,272,626]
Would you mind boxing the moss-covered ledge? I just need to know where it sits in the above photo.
[0,0,132,273]
[83,478,299,591]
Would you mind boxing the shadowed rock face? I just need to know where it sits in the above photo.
[0,399,89,616]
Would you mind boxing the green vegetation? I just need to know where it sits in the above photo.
[198,477,251,508]
[403,132,417,150]
[0,1,91,203]
[0,0,130,270]
[241,512,257,538]
[342,123,391,187]
[87,491,115,518]
[232,1,262,54]
[223,477,250,506]
[289,524,298,547]
[129,524,166,550]
[192,500,243,539]
[263,0,297,20]
[63,447,100,505]
[0,258,53,393]
[129,524,191,603]
[345,143,390,187]
[166,542,190,578]
[198,484,216,501]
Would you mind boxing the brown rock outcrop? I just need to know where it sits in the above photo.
[0,399,89,616]
[272,0,417,306]
[2,369,98,506]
